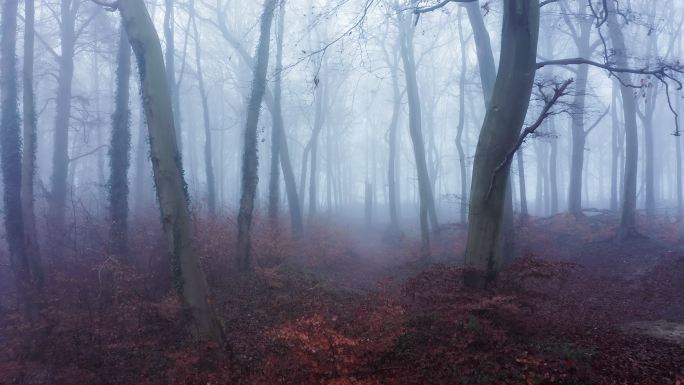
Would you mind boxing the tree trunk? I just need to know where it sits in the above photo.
[108,22,132,254]
[610,80,620,211]
[549,117,559,214]
[49,0,77,247]
[677,86,682,216]
[516,150,528,218]
[308,77,326,220]
[464,1,495,106]
[164,0,182,152]
[214,12,301,234]
[236,0,277,271]
[606,1,639,240]
[567,20,592,216]
[397,9,438,258]
[456,13,468,223]
[464,0,539,288]
[267,1,286,223]
[1,0,29,279]
[21,0,43,284]
[464,0,515,261]
[118,0,221,340]
[190,6,216,215]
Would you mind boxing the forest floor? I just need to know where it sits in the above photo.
[1,212,683,385]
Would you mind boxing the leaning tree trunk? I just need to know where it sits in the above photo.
[21,0,43,284]
[236,0,277,272]
[606,1,639,240]
[118,0,221,340]
[108,22,132,255]
[1,0,29,279]
[464,0,539,289]
[49,0,77,248]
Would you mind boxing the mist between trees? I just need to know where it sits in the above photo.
[1,0,684,367]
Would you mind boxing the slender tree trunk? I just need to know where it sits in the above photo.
[464,0,539,288]
[567,21,592,216]
[308,78,326,220]
[49,0,77,247]
[236,0,277,271]
[610,80,620,211]
[516,150,528,218]
[1,0,29,279]
[21,0,43,284]
[134,114,148,212]
[191,6,216,215]
[268,1,287,222]
[118,0,221,340]
[397,9,438,258]
[549,117,558,214]
[677,89,682,216]
[164,0,182,152]
[606,1,639,240]
[108,22,132,254]
[456,13,468,223]
[215,12,301,234]
[464,1,495,106]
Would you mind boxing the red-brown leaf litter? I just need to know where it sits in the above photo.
[1,213,683,384]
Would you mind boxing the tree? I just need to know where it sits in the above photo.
[190,0,217,215]
[396,2,440,258]
[463,0,540,288]
[22,0,43,284]
[605,0,640,240]
[236,0,278,272]
[108,21,132,254]
[164,0,183,152]
[49,0,81,249]
[268,0,286,222]
[1,0,29,280]
[115,0,222,340]
[213,1,303,235]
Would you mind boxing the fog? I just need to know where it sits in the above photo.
[1,0,683,383]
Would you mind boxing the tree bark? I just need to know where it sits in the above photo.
[164,0,182,152]
[49,0,77,247]
[1,0,29,278]
[516,150,528,218]
[268,1,286,222]
[606,1,639,240]
[464,0,539,288]
[21,0,43,284]
[567,19,592,216]
[118,0,221,340]
[236,0,277,271]
[610,80,620,211]
[108,22,132,254]
[456,13,468,223]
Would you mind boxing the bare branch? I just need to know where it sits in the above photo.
[485,78,574,202]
